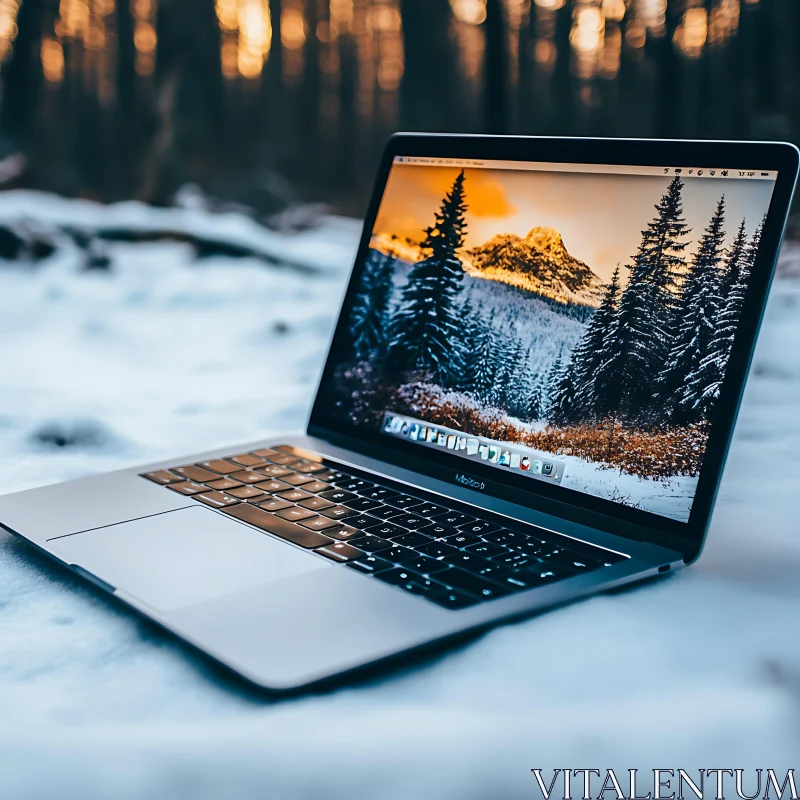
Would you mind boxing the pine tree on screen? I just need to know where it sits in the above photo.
[718,219,748,301]
[350,249,396,361]
[452,297,477,392]
[527,380,544,421]
[592,177,690,422]
[593,254,657,420]
[488,336,513,407]
[502,338,530,417]
[662,196,727,423]
[549,365,578,424]
[545,351,576,423]
[570,266,621,416]
[695,218,748,403]
[464,315,496,402]
[743,214,765,275]
[388,170,468,382]
[638,175,691,302]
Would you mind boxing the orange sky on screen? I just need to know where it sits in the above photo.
[372,163,775,283]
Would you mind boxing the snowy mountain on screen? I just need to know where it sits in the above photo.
[460,272,586,382]
[463,227,604,308]
[381,247,586,384]
[371,232,426,264]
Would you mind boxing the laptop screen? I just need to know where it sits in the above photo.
[318,156,778,523]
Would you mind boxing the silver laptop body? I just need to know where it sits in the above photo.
[1,135,796,691]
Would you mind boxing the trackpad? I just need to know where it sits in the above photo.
[49,506,329,612]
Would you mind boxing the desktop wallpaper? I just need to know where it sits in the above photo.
[327,162,775,521]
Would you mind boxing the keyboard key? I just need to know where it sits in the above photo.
[513,542,546,558]
[226,485,266,500]
[257,498,293,512]
[375,567,421,590]
[228,453,265,467]
[540,550,604,573]
[319,489,357,504]
[298,515,345,532]
[498,565,570,590]
[465,541,510,558]
[324,525,360,541]
[428,589,479,610]
[141,470,184,485]
[301,480,331,494]
[263,453,300,465]
[313,470,341,483]
[417,522,458,539]
[483,529,526,546]
[205,477,243,491]
[346,555,393,575]
[446,552,489,570]
[315,542,365,563]
[457,520,503,536]
[436,568,510,600]
[275,489,313,502]
[364,521,406,539]
[361,487,401,501]
[389,514,428,530]
[223,503,333,550]
[405,503,445,518]
[342,515,379,530]
[472,561,508,580]
[275,506,317,522]
[167,480,207,495]
[171,465,219,483]
[383,545,414,561]
[346,497,383,513]
[223,504,334,549]
[337,478,375,492]
[348,534,393,553]
[430,511,476,527]
[392,532,434,549]
[399,553,450,574]
[256,465,294,478]
[318,505,358,520]
[197,459,240,475]
[387,494,424,510]
[416,541,460,561]
[253,479,293,493]
[297,496,335,511]
[294,462,326,473]
[229,471,269,484]
[412,576,450,594]
[492,551,536,569]
[281,473,316,486]
[368,505,406,520]
[251,448,280,458]
[195,491,240,508]
[442,532,482,548]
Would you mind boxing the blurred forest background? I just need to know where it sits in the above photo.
[0,0,798,220]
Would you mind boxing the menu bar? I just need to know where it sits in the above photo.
[394,156,778,180]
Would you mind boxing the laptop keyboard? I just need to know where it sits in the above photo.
[141,445,628,610]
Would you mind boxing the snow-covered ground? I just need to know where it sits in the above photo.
[1,191,800,799]
[558,453,698,520]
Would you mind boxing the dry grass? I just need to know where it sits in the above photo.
[391,382,708,479]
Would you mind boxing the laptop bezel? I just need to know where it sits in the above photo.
[308,134,799,564]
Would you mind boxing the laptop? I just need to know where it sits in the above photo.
[1,135,797,691]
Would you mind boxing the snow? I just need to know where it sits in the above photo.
[1,190,800,797]
[558,455,698,520]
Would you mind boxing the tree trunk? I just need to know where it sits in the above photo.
[399,0,457,132]
[483,0,509,134]
[140,0,226,202]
